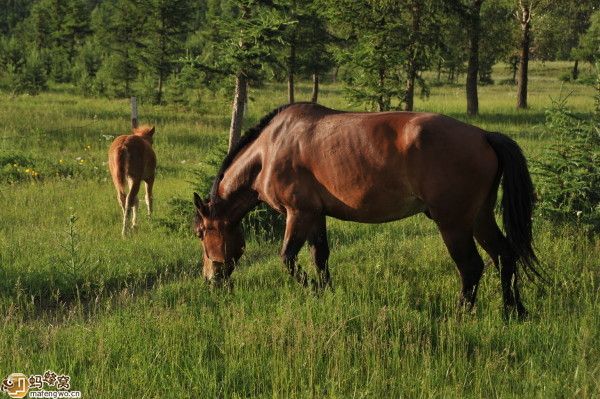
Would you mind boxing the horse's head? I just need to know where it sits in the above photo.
[193,192,245,285]
[133,125,155,145]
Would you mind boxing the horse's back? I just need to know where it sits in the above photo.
[108,134,156,183]
[258,104,498,223]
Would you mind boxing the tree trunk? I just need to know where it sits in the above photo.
[332,66,339,83]
[288,40,295,104]
[130,97,138,129]
[404,74,415,111]
[517,2,531,110]
[229,72,247,152]
[377,67,386,111]
[311,73,319,103]
[571,60,579,81]
[404,0,421,112]
[288,73,295,104]
[466,0,483,116]
[157,72,163,105]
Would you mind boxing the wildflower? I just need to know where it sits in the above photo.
[25,168,31,173]
[59,159,64,164]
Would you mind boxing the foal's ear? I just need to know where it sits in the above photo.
[147,126,155,136]
[193,192,208,216]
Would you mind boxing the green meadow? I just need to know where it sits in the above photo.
[0,62,598,398]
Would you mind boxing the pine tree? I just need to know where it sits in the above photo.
[91,0,146,97]
[280,0,334,104]
[197,0,289,151]
[142,0,194,104]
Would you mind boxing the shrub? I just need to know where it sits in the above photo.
[532,93,600,232]
[15,49,48,95]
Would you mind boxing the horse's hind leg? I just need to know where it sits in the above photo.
[307,216,331,290]
[124,179,141,236]
[144,177,154,217]
[474,210,527,318]
[117,191,126,216]
[281,209,319,288]
[439,226,485,311]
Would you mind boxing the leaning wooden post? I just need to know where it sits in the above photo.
[130,97,139,129]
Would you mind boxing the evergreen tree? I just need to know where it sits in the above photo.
[280,0,334,104]
[446,0,485,116]
[572,10,600,66]
[196,0,289,150]
[142,0,194,104]
[91,0,146,97]
[325,0,407,111]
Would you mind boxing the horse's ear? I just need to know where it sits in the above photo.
[193,192,208,216]
[147,126,155,136]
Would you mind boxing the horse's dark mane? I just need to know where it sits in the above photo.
[210,102,309,201]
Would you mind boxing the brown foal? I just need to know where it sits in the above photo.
[108,125,156,236]
[193,103,542,318]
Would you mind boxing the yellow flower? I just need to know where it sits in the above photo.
[59,159,64,164]
[24,168,30,173]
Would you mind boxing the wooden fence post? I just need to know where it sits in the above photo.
[130,97,139,129]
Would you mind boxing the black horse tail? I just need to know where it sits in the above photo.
[485,132,545,283]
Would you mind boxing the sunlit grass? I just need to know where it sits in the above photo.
[0,61,598,398]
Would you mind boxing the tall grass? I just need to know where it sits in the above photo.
[0,61,598,398]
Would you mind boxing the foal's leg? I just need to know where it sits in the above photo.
[144,177,154,217]
[124,179,141,236]
[439,226,485,311]
[474,210,527,318]
[307,216,331,290]
[117,191,126,216]
[281,210,318,287]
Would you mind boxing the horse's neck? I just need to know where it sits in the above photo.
[217,147,261,220]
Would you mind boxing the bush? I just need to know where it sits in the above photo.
[532,93,600,232]
[15,49,48,94]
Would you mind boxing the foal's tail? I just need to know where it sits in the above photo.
[110,146,128,193]
[485,132,545,282]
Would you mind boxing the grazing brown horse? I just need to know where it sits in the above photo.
[193,103,542,317]
[109,125,156,236]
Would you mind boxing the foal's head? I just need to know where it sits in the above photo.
[193,193,245,285]
[133,125,155,144]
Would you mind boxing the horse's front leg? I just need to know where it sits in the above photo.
[281,209,318,288]
[307,216,331,290]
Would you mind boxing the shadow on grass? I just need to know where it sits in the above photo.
[0,257,202,322]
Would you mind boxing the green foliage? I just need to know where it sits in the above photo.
[0,65,599,397]
[533,93,600,231]
[325,0,408,110]
[15,49,48,94]
[571,10,600,65]
[90,0,146,97]
[478,1,515,85]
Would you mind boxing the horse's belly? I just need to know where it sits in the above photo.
[323,191,426,223]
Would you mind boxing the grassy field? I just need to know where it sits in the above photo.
[0,61,598,398]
